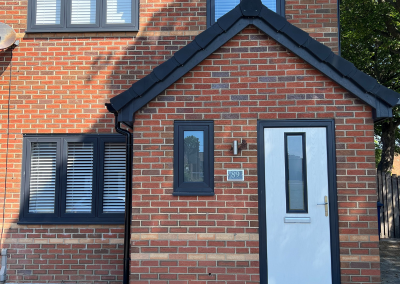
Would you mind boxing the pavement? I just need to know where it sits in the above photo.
[380,239,400,283]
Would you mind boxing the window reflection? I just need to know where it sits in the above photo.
[184,131,204,182]
[286,134,307,212]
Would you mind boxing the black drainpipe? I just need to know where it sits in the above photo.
[106,103,133,284]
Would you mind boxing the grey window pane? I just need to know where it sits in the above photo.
[287,135,305,211]
[65,142,93,213]
[29,142,57,213]
[184,131,204,182]
[36,0,61,25]
[106,0,132,24]
[103,143,126,213]
[71,0,97,24]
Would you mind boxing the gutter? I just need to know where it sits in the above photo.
[106,103,133,284]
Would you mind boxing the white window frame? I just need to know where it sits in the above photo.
[27,0,139,33]
[19,134,126,224]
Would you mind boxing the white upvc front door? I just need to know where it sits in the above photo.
[264,127,333,284]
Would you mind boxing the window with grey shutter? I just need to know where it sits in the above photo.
[29,142,57,213]
[28,0,138,32]
[21,135,125,224]
[103,143,126,213]
[65,142,94,213]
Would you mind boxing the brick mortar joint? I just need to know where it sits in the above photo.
[131,233,259,241]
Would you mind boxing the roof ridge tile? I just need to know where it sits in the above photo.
[259,6,287,31]
[239,0,263,17]
[217,5,243,31]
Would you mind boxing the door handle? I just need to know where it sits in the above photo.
[317,196,328,217]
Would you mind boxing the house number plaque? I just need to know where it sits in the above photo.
[227,170,244,181]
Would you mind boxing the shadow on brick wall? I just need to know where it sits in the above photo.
[0,2,205,282]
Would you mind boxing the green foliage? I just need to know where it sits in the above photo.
[341,0,400,170]
[341,0,400,91]
[375,139,382,166]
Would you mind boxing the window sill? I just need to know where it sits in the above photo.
[173,191,215,196]
[25,27,138,33]
[18,218,124,225]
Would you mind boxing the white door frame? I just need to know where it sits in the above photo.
[257,119,341,284]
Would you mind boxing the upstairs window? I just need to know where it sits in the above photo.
[19,135,126,224]
[207,0,285,27]
[27,0,138,32]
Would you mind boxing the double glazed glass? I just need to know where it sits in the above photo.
[106,0,132,24]
[215,0,277,22]
[36,0,61,25]
[183,131,204,182]
[29,142,57,213]
[103,142,126,213]
[65,142,94,213]
[285,133,308,213]
[71,0,97,24]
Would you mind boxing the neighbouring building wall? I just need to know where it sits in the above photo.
[0,0,341,283]
[131,27,379,283]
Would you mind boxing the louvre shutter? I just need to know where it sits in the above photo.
[214,0,277,22]
[65,142,94,213]
[29,142,57,213]
[36,0,61,25]
[106,0,132,24]
[103,143,126,213]
[71,0,97,24]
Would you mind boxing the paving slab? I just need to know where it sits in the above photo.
[380,239,400,283]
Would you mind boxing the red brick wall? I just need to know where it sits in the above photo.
[131,27,379,284]
[286,0,339,53]
[0,0,343,283]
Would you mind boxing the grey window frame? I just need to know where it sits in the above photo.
[19,134,126,224]
[207,0,285,27]
[27,0,139,33]
[173,121,214,196]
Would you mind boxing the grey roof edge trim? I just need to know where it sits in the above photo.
[252,19,393,121]
[109,0,399,123]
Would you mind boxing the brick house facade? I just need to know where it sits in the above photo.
[0,0,398,283]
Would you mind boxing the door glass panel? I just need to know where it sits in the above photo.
[285,133,308,213]
[184,131,204,182]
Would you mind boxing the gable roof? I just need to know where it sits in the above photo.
[108,0,400,127]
